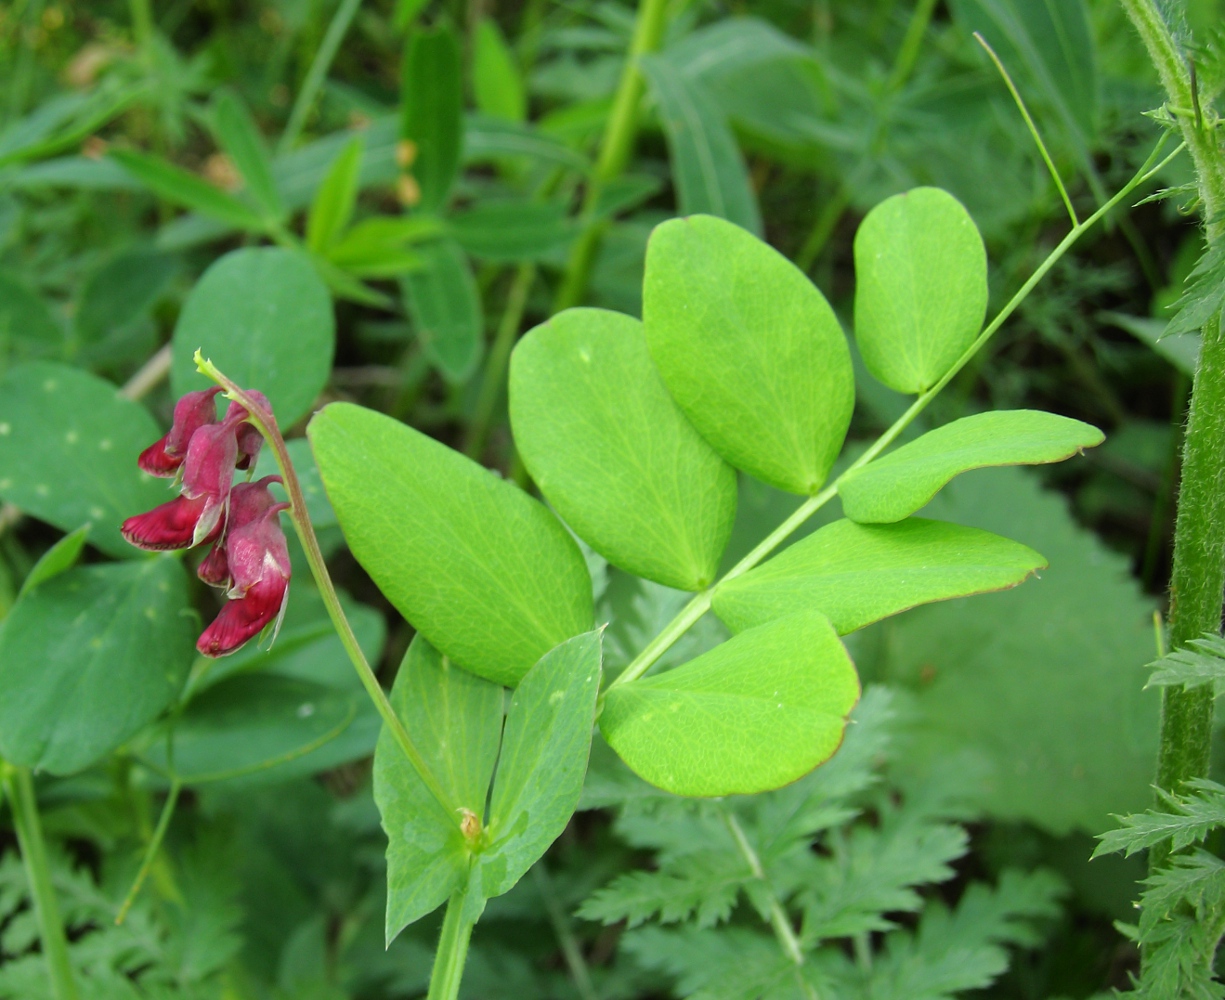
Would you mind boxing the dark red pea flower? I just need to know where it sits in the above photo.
[137,387,222,477]
[196,487,291,658]
[197,475,283,588]
[226,391,271,471]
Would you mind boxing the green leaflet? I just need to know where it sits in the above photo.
[473,19,526,122]
[18,524,89,596]
[74,248,178,349]
[401,25,463,213]
[600,611,859,796]
[305,135,364,253]
[839,410,1104,523]
[0,362,167,557]
[171,247,335,426]
[376,636,503,944]
[210,89,283,221]
[0,557,194,774]
[509,308,737,592]
[0,270,64,362]
[643,215,854,495]
[308,402,593,687]
[401,238,483,383]
[853,187,988,394]
[712,517,1045,635]
[640,55,762,237]
[449,200,571,262]
[110,148,267,231]
[479,630,603,897]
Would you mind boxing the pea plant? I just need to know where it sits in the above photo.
[0,0,1222,996]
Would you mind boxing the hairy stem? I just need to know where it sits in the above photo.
[602,139,1184,696]
[1,764,79,1000]
[194,354,465,831]
[427,888,477,1000]
[553,0,670,310]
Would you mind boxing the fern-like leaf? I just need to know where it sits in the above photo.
[1094,778,1225,857]
[1165,242,1225,337]
[1147,632,1225,692]
[579,851,748,929]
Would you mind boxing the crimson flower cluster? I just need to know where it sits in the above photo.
[122,387,292,658]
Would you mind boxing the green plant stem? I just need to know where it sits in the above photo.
[465,263,536,459]
[886,0,938,92]
[427,888,477,1000]
[277,0,364,155]
[602,138,1184,697]
[115,779,181,925]
[1,763,79,1000]
[553,0,671,311]
[532,864,598,1000]
[193,355,465,832]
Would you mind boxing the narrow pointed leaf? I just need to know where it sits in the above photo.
[376,636,503,941]
[481,630,602,897]
[473,19,526,122]
[401,26,463,212]
[401,238,483,382]
[839,410,1104,523]
[110,148,267,230]
[600,612,859,796]
[510,308,737,591]
[306,135,364,252]
[211,89,283,219]
[308,402,593,687]
[643,215,854,495]
[19,524,90,597]
[712,518,1046,635]
[853,187,988,394]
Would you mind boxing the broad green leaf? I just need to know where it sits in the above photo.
[308,402,593,686]
[401,238,483,382]
[110,149,267,231]
[643,215,854,495]
[146,674,358,784]
[600,611,859,796]
[510,308,737,591]
[839,410,1104,523]
[481,630,602,897]
[0,362,167,557]
[377,635,503,941]
[860,467,1158,834]
[306,135,364,253]
[0,270,64,362]
[19,524,89,597]
[641,56,762,236]
[712,518,1045,635]
[75,247,179,346]
[171,247,335,426]
[0,557,194,774]
[211,89,283,220]
[473,19,526,122]
[853,187,988,394]
[401,26,463,212]
[449,201,571,262]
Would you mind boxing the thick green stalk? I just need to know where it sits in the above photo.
[1118,0,1225,863]
[553,0,670,310]
[1,764,79,1000]
[427,889,477,1000]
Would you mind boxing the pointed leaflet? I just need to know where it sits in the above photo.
[838,410,1103,523]
[211,89,283,220]
[510,308,737,592]
[376,636,503,943]
[19,524,89,597]
[0,270,64,361]
[401,238,483,383]
[643,215,853,495]
[306,135,364,253]
[473,19,526,122]
[308,402,593,687]
[712,518,1045,635]
[110,149,267,231]
[0,557,195,775]
[600,612,859,796]
[401,25,463,212]
[0,362,167,557]
[171,248,335,426]
[641,56,762,237]
[853,188,988,394]
[479,630,603,897]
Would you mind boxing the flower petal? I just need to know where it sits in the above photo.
[121,495,209,551]
[196,572,289,657]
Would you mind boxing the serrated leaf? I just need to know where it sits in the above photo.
[643,214,854,495]
[401,238,483,382]
[306,136,364,253]
[853,187,988,394]
[641,57,762,236]
[211,89,282,219]
[401,26,463,212]
[308,401,593,687]
[0,557,194,774]
[0,362,167,557]
[600,611,859,796]
[376,635,502,942]
[480,630,602,897]
[171,247,335,426]
[579,853,747,929]
[110,149,267,230]
[838,410,1103,523]
[1165,242,1225,338]
[1095,779,1225,858]
[510,307,737,591]
[713,518,1045,635]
